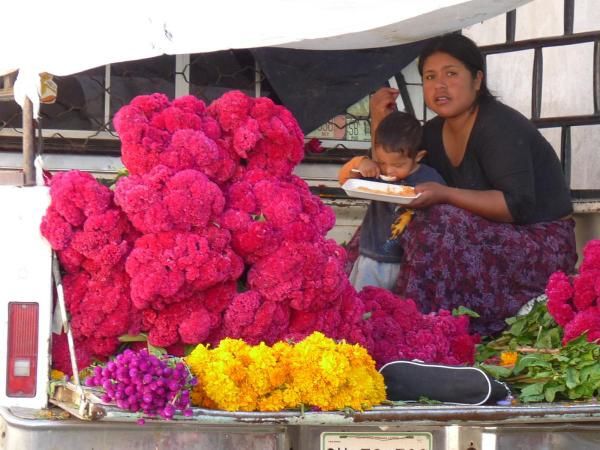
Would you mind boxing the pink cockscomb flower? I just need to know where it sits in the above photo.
[114,165,225,234]
[222,290,290,345]
[546,271,576,326]
[563,309,600,344]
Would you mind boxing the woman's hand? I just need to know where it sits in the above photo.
[370,87,399,130]
[409,182,450,208]
[410,183,515,222]
[356,158,380,178]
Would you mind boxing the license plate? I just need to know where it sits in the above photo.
[321,432,432,450]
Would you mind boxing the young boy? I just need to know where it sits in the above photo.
[339,111,445,291]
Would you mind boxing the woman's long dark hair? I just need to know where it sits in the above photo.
[418,33,494,101]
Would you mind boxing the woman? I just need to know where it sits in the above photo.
[344,33,577,335]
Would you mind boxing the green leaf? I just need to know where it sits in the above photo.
[508,319,526,337]
[417,396,442,405]
[513,355,551,374]
[118,333,147,343]
[452,306,480,318]
[519,382,546,397]
[579,363,600,382]
[505,316,517,326]
[565,334,589,348]
[544,384,566,402]
[109,168,130,189]
[475,345,499,363]
[184,344,197,357]
[479,364,513,379]
[568,383,595,400]
[362,311,372,320]
[536,327,561,349]
[566,367,581,389]
[520,393,546,403]
[147,342,167,357]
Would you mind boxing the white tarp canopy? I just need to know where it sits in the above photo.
[2,0,531,113]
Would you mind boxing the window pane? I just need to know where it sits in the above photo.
[463,13,507,46]
[574,0,600,33]
[109,55,175,120]
[0,98,22,131]
[541,43,595,118]
[538,127,562,160]
[406,85,425,121]
[189,50,259,103]
[0,68,107,132]
[41,68,106,130]
[401,59,421,85]
[486,50,534,118]
[515,0,564,40]
[571,125,600,189]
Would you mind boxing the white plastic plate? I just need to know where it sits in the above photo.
[342,178,420,205]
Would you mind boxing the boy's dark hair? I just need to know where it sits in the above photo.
[374,111,422,158]
[418,33,494,101]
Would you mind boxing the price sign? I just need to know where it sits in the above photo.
[321,432,432,450]
[307,115,346,140]
[345,117,371,142]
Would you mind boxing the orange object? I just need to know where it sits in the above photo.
[499,351,518,367]
[338,156,368,185]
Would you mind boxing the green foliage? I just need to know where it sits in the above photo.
[110,168,130,189]
[118,334,148,342]
[452,306,480,318]
[509,336,600,403]
[475,298,561,364]
[473,298,600,403]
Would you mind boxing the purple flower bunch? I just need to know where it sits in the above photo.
[85,349,196,420]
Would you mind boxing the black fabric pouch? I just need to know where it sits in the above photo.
[379,360,511,405]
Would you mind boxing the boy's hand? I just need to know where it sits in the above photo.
[356,158,380,179]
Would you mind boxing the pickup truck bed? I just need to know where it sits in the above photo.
[3,402,600,450]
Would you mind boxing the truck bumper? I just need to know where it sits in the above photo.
[4,403,600,450]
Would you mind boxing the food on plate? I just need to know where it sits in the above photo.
[355,184,416,197]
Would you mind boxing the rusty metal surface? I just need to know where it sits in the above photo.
[83,402,600,427]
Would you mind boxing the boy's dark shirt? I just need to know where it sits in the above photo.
[359,164,445,263]
[422,97,572,224]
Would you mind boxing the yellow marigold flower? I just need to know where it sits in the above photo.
[500,351,518,366]
[184,332,385,412]
[50,369,66,380]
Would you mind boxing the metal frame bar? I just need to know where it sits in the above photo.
[531,47,543,120]
[506,9,516,43]
[594,40,600,115]
[564,0,574,36]
[480,30,600,54]
[560,125,571,187]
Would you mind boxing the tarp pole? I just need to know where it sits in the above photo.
[22,96,35,186]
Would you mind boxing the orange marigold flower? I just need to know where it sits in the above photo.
[499,351,518,366]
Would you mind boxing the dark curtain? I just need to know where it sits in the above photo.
[252,39,431,133]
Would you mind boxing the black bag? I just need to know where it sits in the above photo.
[379,360,511,405]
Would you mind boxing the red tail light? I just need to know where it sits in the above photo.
[6,302,39,397]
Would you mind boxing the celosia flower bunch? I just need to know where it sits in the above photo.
[185,332,386,411]
[546,239,600,343]
[357,286,480,366]
[41,171,140,365]
[40,171,134,276]
[42,90,479,375]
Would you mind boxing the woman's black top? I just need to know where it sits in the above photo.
[422,97,573,224]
